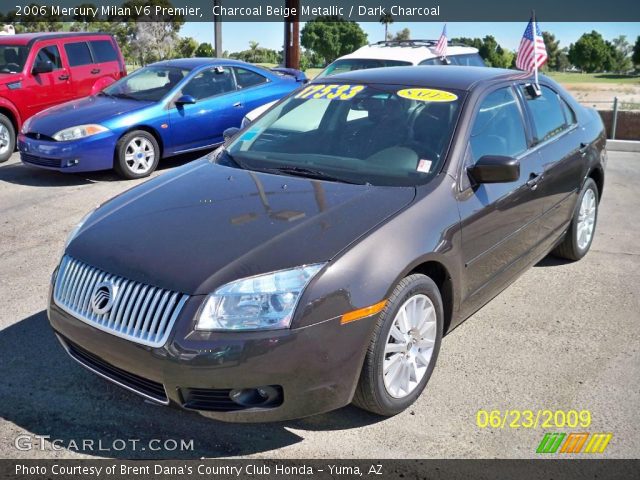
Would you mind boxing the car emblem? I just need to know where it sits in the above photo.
[90,281,118,315]
[35,133,41,140]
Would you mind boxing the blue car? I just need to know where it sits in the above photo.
[18,58,306,178]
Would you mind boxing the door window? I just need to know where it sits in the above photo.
[35,45,62,70]
[469,87,528,163]
[234,67,267,89]
[89,40,118,63]
[182,67,236,101]
[520,85,567,143]
[64,42,93,67]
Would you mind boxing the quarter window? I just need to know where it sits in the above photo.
[90,40,118,63]
[469,87,528,162]
[521,85,567,143]
[182,67,236,101]
[35,45,62,70]
[64,42,93,67]
[561,98,577,126]
[234,68,267,88]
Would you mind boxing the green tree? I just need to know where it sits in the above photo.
[478,36,513,68]
[301,17,368,65]
[194,42,214,57]
[176,37,199,58]
[379,12,393,41]
[248,41,260,63]
[633,36,640,68]
[542,31,561,71]
[568,31,612,73]
[607,35,633,72]
[392,28,411,42]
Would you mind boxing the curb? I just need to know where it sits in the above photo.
[607,140,640,152]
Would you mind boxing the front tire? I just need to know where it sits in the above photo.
[352,274,443,416]
[0,113,15,163]
[552,177,599,261]
[114,130,160,179]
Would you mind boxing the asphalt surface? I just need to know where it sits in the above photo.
[0,151,638,459]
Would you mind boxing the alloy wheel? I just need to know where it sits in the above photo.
[577,188,596,250]
[124,137,155,174]
[383,294,437,399]
[0,124,10,155]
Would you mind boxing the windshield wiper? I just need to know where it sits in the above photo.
[265,166,368,185]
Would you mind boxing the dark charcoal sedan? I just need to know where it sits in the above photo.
[48,66,606,421]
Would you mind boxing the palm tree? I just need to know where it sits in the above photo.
[379,13,394,41]
[249,41,260,63]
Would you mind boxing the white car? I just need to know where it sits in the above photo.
[241,39,484,128]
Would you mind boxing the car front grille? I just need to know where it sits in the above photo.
[181,387,245,411]
[61,335,169,404]
[21,152,62,168]
[53,255,189,348]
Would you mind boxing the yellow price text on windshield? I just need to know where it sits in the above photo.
[397,88,458,102]
[296,84,365,100]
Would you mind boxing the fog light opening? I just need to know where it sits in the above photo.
[229,385,282,408]
[65,159,80,167]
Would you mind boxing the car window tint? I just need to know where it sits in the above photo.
[35,45,62,70]
[470,87,527,161]
[65,42,93,67]
[317,59,412,78]
[234,68,267,88]
[419,58,444,66]
[90,40,118,63]
[103,65,190,102]
[0,45,28,73]
[451,53,485,66]
[269,99,330,132]
[182,67,236,100]
[521,85,567,142]
[561,98,577,125]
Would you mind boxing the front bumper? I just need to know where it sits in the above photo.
[47,294,376,422]
[18,132,118,173]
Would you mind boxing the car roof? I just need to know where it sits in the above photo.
[323,65,532,91]
[0,32,113,46]
[339,42,479,65]
[150,57,259,70]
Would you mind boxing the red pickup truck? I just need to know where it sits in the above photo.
[0,32,126,162]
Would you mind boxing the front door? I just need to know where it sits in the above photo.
[456,86,545,309]
[168,66,247,153]
[22,42,71,118]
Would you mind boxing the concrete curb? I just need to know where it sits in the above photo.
[607,140,640,152]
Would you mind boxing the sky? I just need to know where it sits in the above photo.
[182,22,640,54]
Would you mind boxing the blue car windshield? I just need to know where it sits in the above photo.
[102,65,190,102]
[221,83,464,187]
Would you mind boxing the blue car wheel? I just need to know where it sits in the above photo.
[115,130,160,180]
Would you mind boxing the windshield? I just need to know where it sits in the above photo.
[316,58,412,78]
[221,83,464,187]
[0,45,28,73]
[102,65,191,101]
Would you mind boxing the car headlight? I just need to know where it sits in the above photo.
[196,264,325,331]
[53,124,109,141]
[21,117,32,134]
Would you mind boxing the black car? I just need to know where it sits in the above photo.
[48,66,606,421]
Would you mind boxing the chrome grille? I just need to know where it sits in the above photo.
[53,256,189,348]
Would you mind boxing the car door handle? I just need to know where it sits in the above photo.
[233,102,243,108]
[579,142,589,157]
[58,74,69,80]
[526,172,544,190]
[91,68,101,74]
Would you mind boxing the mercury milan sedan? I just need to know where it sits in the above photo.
[48,66,606,421]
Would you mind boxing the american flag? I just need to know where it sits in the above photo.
[434,24,447,57]
[516,17,548,72]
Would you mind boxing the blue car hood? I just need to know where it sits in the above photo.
[27,95,152,136]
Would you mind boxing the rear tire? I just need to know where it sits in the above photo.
[552,178,599,261]
[0,113,15,163]
[114,130,160,179]
[352,274,443,416]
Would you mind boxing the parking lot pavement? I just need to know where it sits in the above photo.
[1,151,638,459]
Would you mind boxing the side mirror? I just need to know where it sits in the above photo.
[223,127,240,142]
[467,155,520,184]
[175,94,196,105]
[32,61,53,75]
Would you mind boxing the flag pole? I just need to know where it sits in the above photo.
[532,9,539,87]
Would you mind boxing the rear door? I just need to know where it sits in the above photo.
[88,38,124,84]
[62,40,97,98]
[168,66,245,153]
[518,84,585,243]
[456,85,546,306]
[22,41,71,118]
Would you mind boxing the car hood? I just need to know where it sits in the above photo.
[67,159,415,295]
[26,95,151,136]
